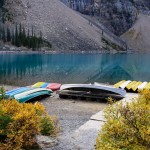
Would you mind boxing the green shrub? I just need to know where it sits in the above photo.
[0,87,6,100]
[0,99,59,150]
[40,115,59,136]
[95,90,150,150]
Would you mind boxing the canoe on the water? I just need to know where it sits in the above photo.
[46,83,61,91]
[59,84,126,100]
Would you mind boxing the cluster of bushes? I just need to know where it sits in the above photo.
[0,88,59,150]
[0,23,52,50]
[95,90,150,150]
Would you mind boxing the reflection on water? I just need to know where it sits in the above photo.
[0,53,150,86]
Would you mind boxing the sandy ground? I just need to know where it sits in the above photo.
[122,14,150,51]
[1,85,107,150]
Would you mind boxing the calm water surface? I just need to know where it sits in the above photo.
[0,53,150,86]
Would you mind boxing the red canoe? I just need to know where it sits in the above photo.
[46,83,61,91]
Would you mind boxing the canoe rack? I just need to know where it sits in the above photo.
[114,80,149,92]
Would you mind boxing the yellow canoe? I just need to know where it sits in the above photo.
[131,81,142,92]
[137,82,147,91]
[143,82,150,90]
[32,82,45,88]
[125,81,137,90]
[114,80,126,88]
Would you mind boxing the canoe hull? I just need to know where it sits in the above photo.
[47,83,61,91]
[17,90,51,103]
[59,84,126,100]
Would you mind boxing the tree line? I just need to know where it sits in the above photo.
[0,23,52,50]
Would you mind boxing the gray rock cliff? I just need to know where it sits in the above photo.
[62,0,150,35]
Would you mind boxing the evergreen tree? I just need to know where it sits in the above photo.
[19,23,22,43]
[15,24,21,47]
[2,26,6,43]
[11,29,15,45]
[0,31,1,41]
[6,26,11,42]
[0,23,52,50]
[22,26,27,46]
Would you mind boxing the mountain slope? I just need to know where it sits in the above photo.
[121,14,150,51]
[4,0,106,51]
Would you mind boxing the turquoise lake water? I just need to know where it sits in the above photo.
[0,53,150,86]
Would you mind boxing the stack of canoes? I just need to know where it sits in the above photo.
[6,82,62,103]
[114,80,150,92]
[31,82,61,91]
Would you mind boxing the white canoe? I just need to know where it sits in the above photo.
[137,82,147,90]
[14,88,52,99]
[60,83,126,98]
[119,80,131,89]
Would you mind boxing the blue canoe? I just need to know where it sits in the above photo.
[6,87,34,98]
[40,83,49,88]
[15,88,52,103]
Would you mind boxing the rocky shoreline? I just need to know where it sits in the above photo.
[0,44,129,54]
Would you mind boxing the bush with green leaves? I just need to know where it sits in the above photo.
[0,88,59,150]
[0,87,6,100]
[95,90,150,150]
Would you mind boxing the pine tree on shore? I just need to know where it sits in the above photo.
[6,26,11,42]
[11,29,15,45]
[2,26,6,43]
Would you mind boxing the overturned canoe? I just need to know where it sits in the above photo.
[40,83,49,88]
[12,88,52,103]
[114,80,150,92]
[16,90,52,103]
[6,87,33,98]
[32,82,45,88]
[58,84,126,100]
[46,83,61,91]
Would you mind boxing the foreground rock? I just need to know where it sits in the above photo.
[36,135,59,149]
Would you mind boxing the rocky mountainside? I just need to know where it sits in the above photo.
[0,0,105,51]
[62,0,150,35]
[122,14,150,51]
[1,0,149,51]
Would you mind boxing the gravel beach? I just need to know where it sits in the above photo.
[1,85,108,150]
